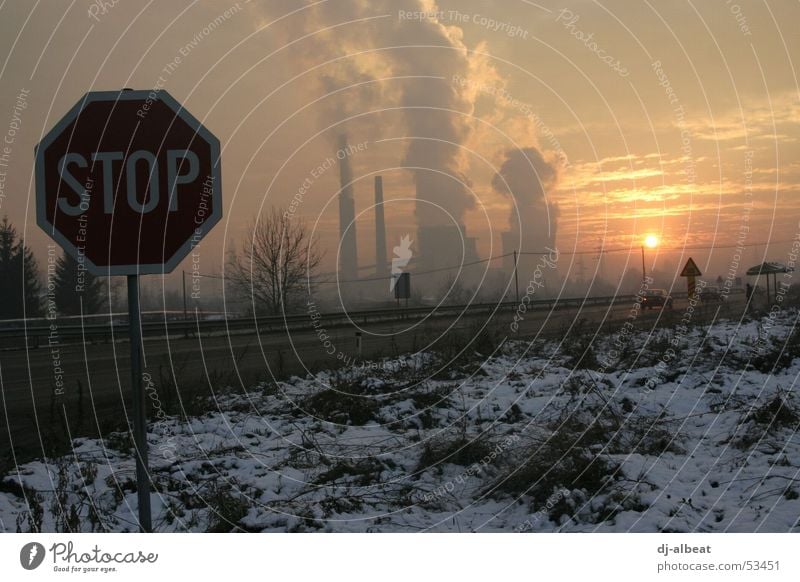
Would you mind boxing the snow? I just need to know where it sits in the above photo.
[2,312,799,532]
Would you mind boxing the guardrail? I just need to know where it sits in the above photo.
[0,292,656,348]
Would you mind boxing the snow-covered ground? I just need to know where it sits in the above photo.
[2,313,799,532]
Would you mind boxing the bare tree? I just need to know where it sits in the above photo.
[228,208,322,315]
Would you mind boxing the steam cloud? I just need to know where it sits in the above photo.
[260,0,477,228]
[492,147,561,252]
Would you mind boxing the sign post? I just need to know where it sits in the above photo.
[394,272,411,308]
[127,275,150,531]
[35,89,222,532]
[680,257,702,300]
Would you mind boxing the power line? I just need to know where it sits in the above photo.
[187,239,796,286]
[313,252,515,284]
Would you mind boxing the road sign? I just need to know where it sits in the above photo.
[35,89,223,533]
[686,276,697,299]
[394,272,411,300]
[35,89,222,275]
[680,257,702,278]
[680,258,702,299]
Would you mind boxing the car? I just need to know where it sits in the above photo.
[641,289,673,310]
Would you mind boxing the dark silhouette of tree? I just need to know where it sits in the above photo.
[53,251,106,315]
[228,208,322,315]
[0,216,42,319]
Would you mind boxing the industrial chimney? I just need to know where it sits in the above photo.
[374,176,388,278]
[337,134,359,280]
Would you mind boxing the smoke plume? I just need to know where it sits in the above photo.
[492,147,561,251]
[256,1,479,228]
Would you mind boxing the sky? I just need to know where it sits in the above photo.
[0,0,798,290]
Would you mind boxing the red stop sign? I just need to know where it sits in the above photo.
[35,90,222,275]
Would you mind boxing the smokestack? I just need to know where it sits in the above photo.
[374,176,388,278]
[337,134,358,280]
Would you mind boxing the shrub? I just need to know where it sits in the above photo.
[205,486,251,533]
[315,458,385,486]
[733,391,800,449]
[492,435,616,505]
[302,389,380,426]
[417,434,495,472]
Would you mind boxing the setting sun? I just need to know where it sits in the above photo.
[644,235,659,249]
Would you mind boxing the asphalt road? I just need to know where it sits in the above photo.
[0,295,747,469]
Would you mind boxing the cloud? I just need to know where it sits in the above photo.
[492,147,561,250]
[254,0,496,228]
[492,147,559,206]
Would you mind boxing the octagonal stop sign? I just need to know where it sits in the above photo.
[35,90,222,275]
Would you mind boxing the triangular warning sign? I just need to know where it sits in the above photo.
[680,257,702,277]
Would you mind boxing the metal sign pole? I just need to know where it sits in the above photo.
[127,275,152,532]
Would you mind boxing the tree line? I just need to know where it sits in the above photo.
[1,209,321,320]
[0,216,106,320]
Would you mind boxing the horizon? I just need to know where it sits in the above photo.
[1,1,797,295]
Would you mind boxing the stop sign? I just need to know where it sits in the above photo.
[35,89,222,275]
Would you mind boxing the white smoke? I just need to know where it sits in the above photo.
[492,147,561,252]
[254,1,480,228]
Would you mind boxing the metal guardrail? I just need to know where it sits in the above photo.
[0,293,651,348]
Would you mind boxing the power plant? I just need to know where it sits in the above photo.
[337,134,359,281]
[416,224,477,272]
[374,176,389,278]
[334,141,488,294]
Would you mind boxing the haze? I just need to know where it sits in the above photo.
[1,0,797,296]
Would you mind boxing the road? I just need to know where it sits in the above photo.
[0,295,746,469]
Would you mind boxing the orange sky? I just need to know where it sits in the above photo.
[0,0,798,288]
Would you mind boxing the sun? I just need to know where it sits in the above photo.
[644,235,659,248]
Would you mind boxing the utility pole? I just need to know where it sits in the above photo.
[641,245,647,283]
[594,240,605,284]
[513,250,520,304]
